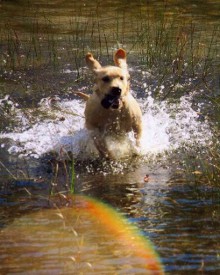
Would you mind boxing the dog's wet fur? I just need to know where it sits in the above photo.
[76,49,142,159]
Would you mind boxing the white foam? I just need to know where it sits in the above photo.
[0,93,212,160]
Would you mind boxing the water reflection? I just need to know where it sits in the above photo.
[156,182,220,273]
[73,164,220,273]
[0,151,220,273]
[0,195,164,274]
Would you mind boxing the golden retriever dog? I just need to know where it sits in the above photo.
[76,49,142,159]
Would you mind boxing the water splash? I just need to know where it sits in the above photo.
[0,92,212,160]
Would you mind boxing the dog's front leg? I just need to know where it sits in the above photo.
[132,119,142,147]
[134,131,141,147]
[92,131,112,159]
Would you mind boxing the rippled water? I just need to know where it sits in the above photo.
[0,0,220,274]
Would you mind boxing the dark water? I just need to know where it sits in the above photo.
[0,0,220,274]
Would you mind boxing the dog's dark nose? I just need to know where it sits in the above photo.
[111,87,121,96]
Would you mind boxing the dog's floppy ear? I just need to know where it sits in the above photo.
[86,53,102,71]
[114,49,128,70]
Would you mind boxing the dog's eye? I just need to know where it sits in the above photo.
[102,76,111,83]
[120,76,124,81]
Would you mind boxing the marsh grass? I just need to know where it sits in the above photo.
[70,160,75,194]
[49,158,76,196]
[3,20,220,110]
[1,11,219,112]
[1,7,219,74]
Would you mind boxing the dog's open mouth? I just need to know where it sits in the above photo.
[101,94,121,109]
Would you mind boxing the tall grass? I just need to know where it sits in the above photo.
[49,159,76,196]
[70,160,75,194]
[0,7,219,81]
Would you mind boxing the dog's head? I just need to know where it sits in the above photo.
[86,49,130,110]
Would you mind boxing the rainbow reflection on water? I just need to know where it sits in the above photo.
[0,195,164,274]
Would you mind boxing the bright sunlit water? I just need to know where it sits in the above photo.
[0,88,212,161]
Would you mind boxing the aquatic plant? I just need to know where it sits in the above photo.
[70,160,75,194]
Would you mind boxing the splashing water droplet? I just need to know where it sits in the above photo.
[0,93,212,161]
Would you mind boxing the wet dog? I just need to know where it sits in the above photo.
[76,49,142,158]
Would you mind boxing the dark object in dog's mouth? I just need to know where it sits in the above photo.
[101,94,121,109]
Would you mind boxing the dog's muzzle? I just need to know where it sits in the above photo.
[101,87,122,109]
